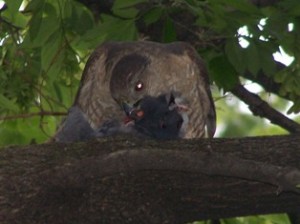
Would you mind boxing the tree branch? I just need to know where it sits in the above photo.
[0,111,67,121]
[1,135,300,223]
[231,84,300,133]
[52,148,300,193]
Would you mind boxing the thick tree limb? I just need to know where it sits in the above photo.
[1,135,300,224]
[231,84,300,133]
[52,148,300,193]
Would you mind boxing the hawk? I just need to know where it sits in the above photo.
[54,41,216,142]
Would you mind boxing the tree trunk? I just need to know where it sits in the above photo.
[1,134,300,224]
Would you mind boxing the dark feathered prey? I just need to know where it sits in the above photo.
[122,93,186,139]
[54,94,186,142]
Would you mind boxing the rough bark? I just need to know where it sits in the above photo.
[1,134,300,224]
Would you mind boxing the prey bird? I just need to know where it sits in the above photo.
[54,93,187,141]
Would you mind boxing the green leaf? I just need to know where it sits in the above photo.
[68,1,95,35]
[284,76,295,93]
[278,0,300,16]
[224,0,260,14]
[0,115,57,146]
[26,2,61,47]
[274,70,289,83]
[41,31,63,72]
[194,7,208,27]
[222,217,242,224]
[225,39,247,73]
[209,55,239,91]
[2,0,28,28]
[61,0,72,19]
[0,94,19,112]
[5,0,23,12]
[25,0,45,12]
[98,15,137,41]
[1,10,28,28]
[112,0,146,18]
[293,76,300,95]
[142,7,163,26]
[264,11,289,39]
[260,213,291,224]
[27,10,43,43]
[244,40,260,75]
[71,27,107,51]
[258,42,277,76]
[287,95,300,113]
[162,16,177,43]
[53,81,63,103]
[0,120,26,146]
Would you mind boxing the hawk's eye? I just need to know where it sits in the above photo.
[135,81,144,91]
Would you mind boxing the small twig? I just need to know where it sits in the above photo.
[231,84,300,133]
[0,111,67,121]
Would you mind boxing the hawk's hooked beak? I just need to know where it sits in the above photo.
[122,101,144,124]
[122,102,134,116]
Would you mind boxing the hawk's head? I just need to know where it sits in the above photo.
[109,53,151,106]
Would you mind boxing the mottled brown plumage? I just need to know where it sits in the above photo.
[56,41,216,140]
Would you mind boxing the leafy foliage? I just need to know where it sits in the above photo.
[1,0,299,145]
